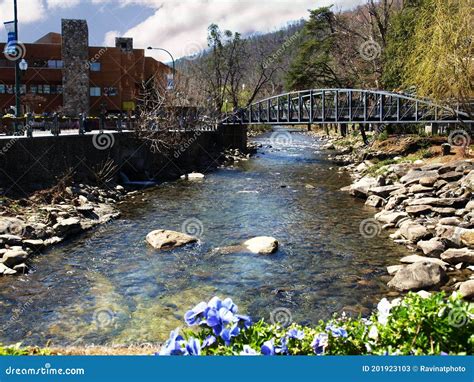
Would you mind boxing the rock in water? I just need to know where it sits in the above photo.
[243,236,278,254]
[1,249,29,268]
[146,230,198,250]
[387,262,447,291]
[181,173,205,180]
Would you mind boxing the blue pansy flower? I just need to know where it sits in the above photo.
[158,328,186,355]
[184,301,208,326]
[221,324,240,346]
[287,328,305,340]
[202,335,216,348]
[326,325,348,338]
[311,333,328,355]
[261,339,276,356]
[240,345,258,355]
[185,337,201,356]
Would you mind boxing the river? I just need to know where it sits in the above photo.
[0,128,408,347]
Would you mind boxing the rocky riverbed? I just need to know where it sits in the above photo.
[0,183,129,276]
[320,133,474,300]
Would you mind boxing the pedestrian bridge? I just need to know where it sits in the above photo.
[222,89,473,126]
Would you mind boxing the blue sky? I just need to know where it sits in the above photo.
[1,0,365,61]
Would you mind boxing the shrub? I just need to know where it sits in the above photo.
[158,292,473,356]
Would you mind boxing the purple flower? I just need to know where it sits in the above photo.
[184,301,208,326]
[287,328,305,340]
[326,325,348,338]
[158,328,186,355]
[236,314,252,329]
[311,333,328,355]
[261,339,275,356]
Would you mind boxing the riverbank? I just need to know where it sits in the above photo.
[0,146,252,276]
[314,129,474,299]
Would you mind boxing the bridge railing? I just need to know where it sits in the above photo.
[222,89,473,126]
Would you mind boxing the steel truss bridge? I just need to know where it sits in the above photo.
[222,89,473,126]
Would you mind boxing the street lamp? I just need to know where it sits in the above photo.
[147,47,175,89]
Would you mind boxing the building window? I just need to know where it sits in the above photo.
[30,85,37,94]
[90,87,101,97]
[104,87,117,96]
[90,62,101,72]
[20,85,26,94]
[6,85,13,94]
[43,85,50,94]
[47,60,63,69]
[0,84,5,94]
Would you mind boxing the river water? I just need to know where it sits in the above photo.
[0,128,408,347]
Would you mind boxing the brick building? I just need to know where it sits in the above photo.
[0,19,170,116]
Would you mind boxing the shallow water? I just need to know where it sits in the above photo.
[0,129,409,347]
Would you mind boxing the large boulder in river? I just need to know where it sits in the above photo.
[243,236,278,254]
[53,217,82,238]
[146,230,198,250]
[387,262,447,291]
[374,211,408,225]
[400,170,438,185]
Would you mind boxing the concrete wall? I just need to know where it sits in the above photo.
[0,125,247,193]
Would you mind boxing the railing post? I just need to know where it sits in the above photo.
[277,97,281,123]
[117,112,123,133]
[309,90,314,124]
[363,91,368,122]
[26,112,33,138]
[335,90,339,122]
[397,97,400,122]
[379,93,383,122]
[348,90,352,122]
[322,90,325,123]
[298,92,302,123]
[52,112,60,136]
[415,100,419,122]
[267,99,271,123]
[287,93,291,122]
[79,113,85,135]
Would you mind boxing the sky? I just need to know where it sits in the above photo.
[0,0,366,62]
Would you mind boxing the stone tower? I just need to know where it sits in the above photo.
[61,19,90,116]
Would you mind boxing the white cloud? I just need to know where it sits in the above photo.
[104,29,120,46]
[0,0,46,24]
[47,0,80,9]
[103,0,367,60]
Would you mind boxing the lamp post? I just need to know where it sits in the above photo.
[13,0,21,135]
[147,47,175,89]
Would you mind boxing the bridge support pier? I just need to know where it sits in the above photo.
[217,124,248,151]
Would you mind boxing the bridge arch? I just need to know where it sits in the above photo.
[222,89,473,126]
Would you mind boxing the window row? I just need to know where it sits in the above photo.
[0,85,118,97]
[0,84,63,94]
[0,60,101,71]
[90,87,118,97]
